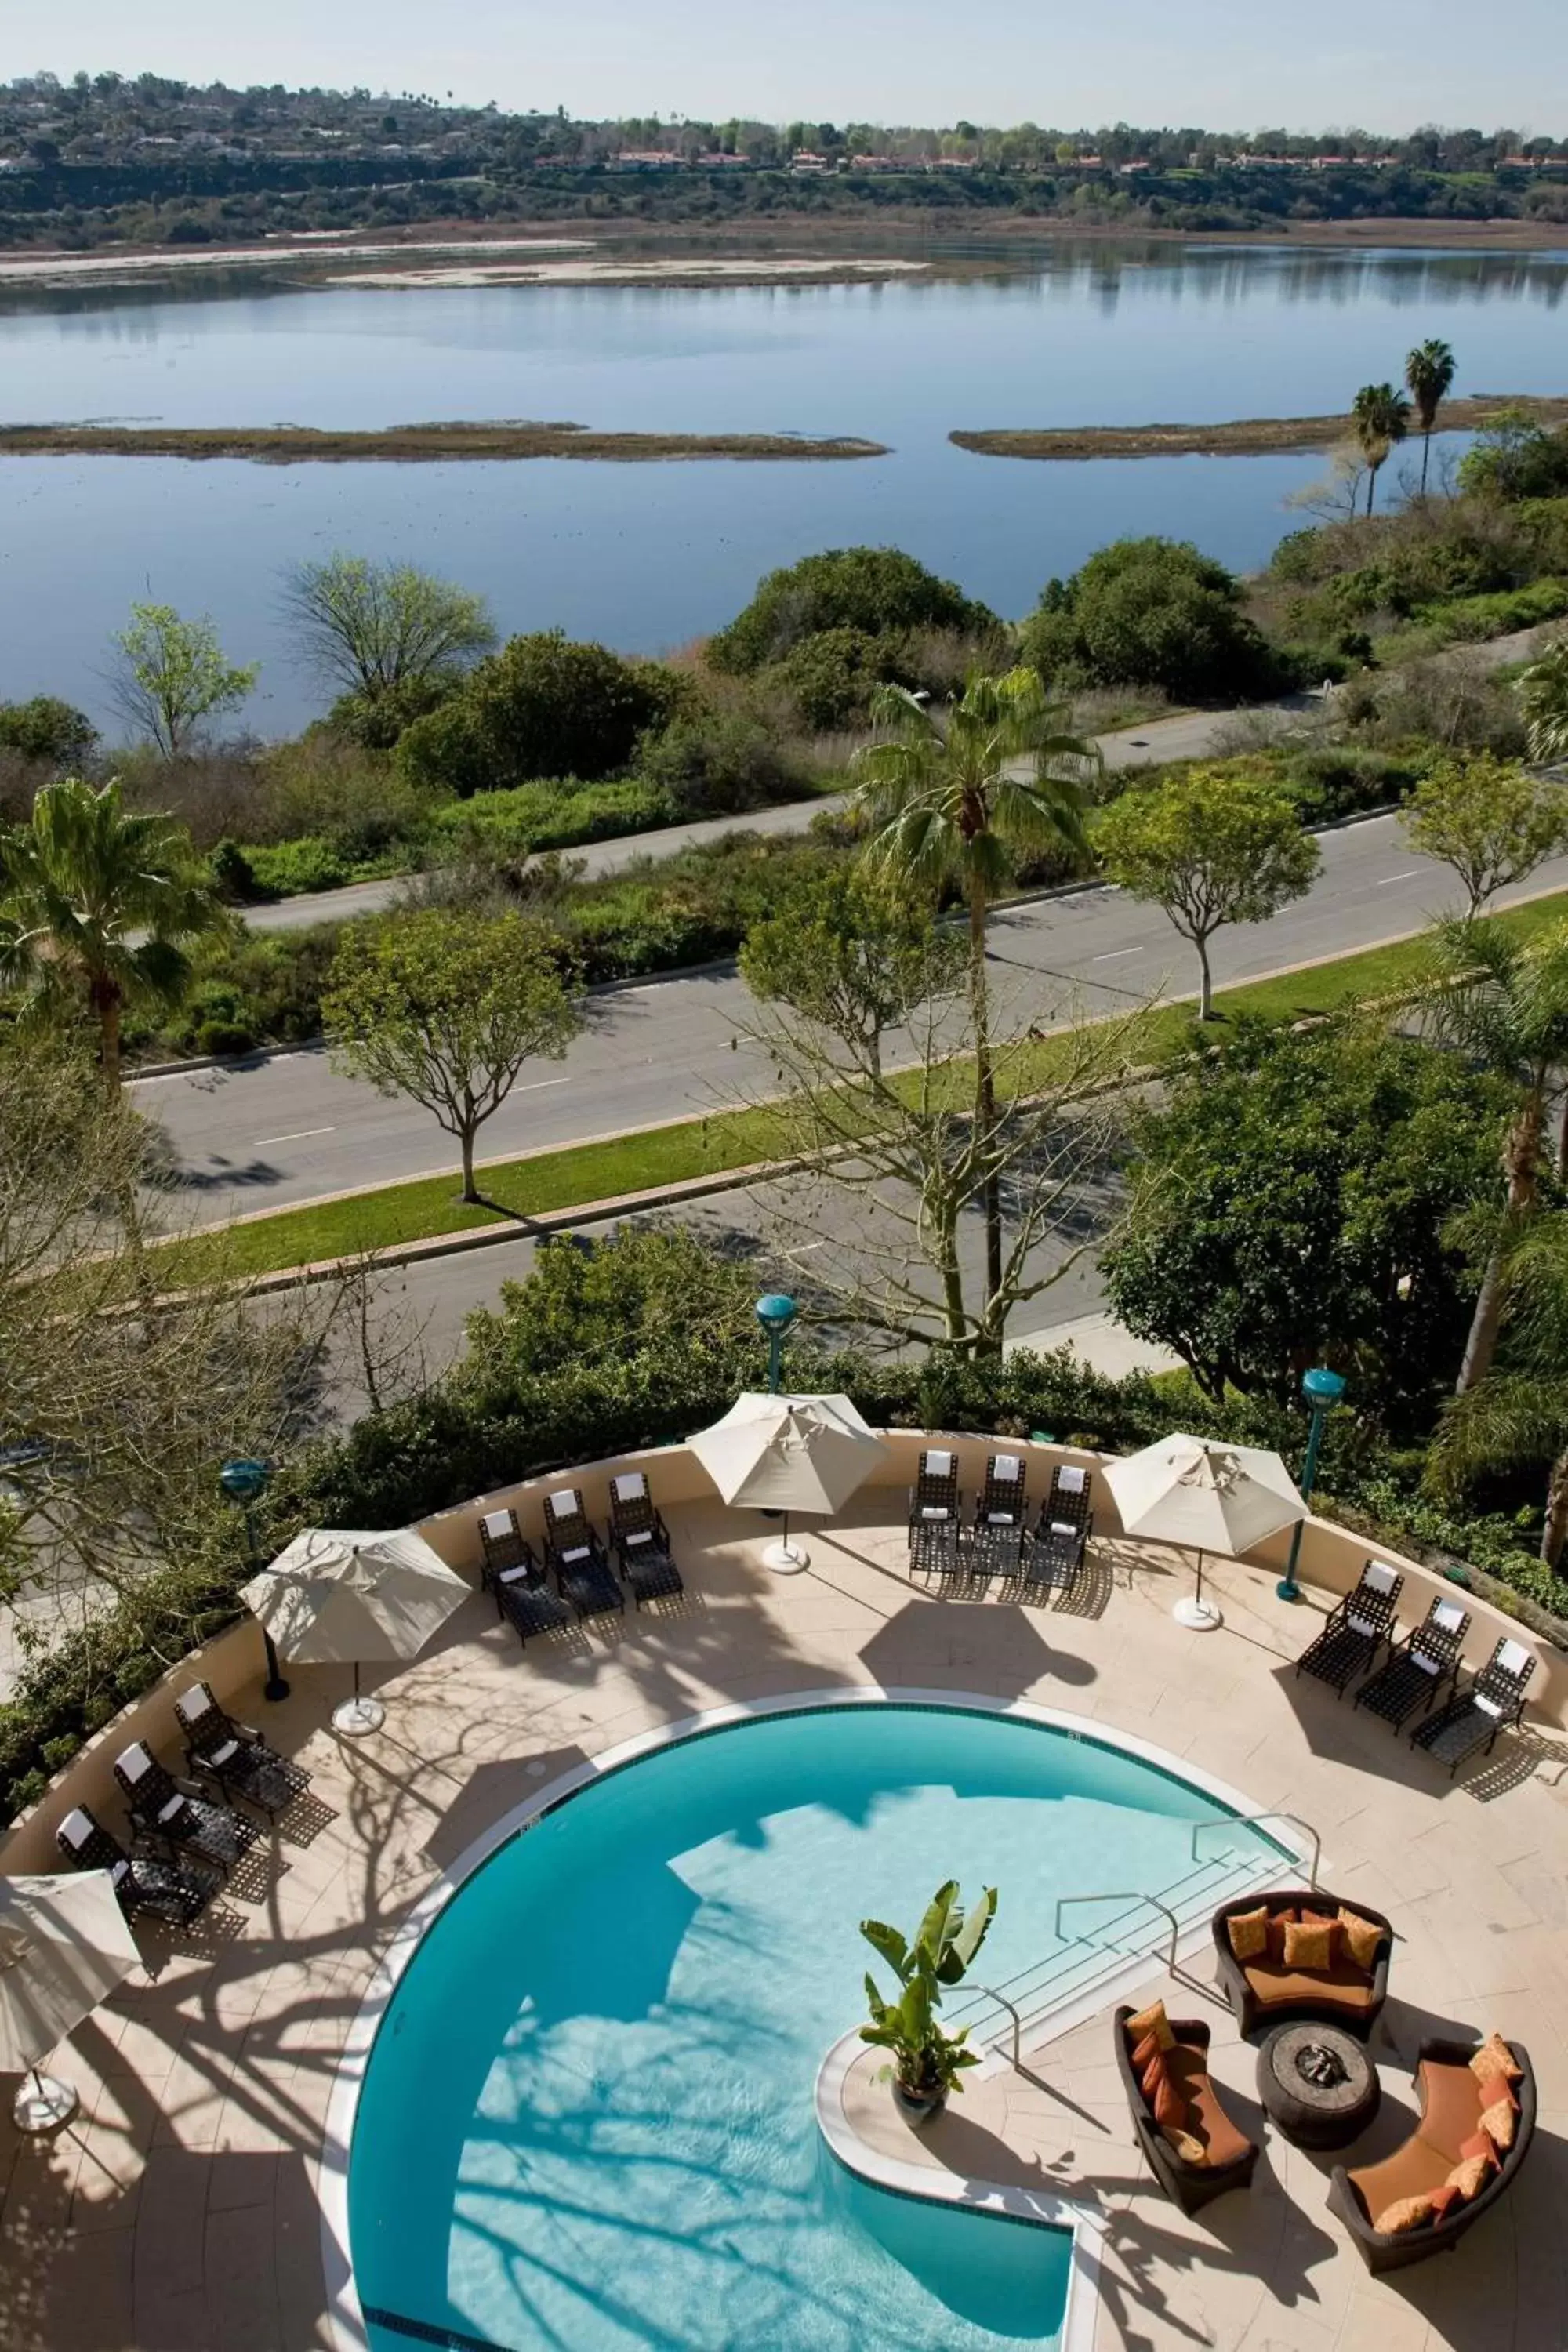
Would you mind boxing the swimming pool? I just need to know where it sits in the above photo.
[338,1696,1289,2351]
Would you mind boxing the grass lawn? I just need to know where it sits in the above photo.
[165,888,1568,1287]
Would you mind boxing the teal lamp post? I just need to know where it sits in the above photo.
[755,1294,798,1394]
[1277,1367,1346,1602]
[220,1455,289,1701]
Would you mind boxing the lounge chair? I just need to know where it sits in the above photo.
[608,1472,685,1606]
[477,1506,531,1590]
[1046,1461,1094,1537]
[541,1492,624,1624]
[1210,1889,1392,2038]
[969,1452,1028,1579]
[907,1447,963,1583]
[174,1682,312,1818]
[1294,1559,1403,1696]
[1024,1504,1087,1595]
[56,1802,223,1928]
[1410,1638,1535,1777]
[1352,1599,1469,1733]
[495,1556,574,1645]
[113,1740,260,1874]
[1113,2002,1259,2215]
[1328,2034,1535,2273]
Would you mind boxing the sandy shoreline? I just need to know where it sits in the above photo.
[955,391,1568,461]
[0,421,889,464]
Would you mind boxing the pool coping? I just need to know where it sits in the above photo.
[321,1683,1316,2352]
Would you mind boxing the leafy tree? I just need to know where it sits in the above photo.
[741,866,964,1081]
[462,1224,764,1388]
[0,695,97,769]
[109,603,258,754]
[1519,637,1568,764]
[1401,752,1568,915]
[1350,383,1411,514]
[1404,337,1456,494]
[394,631,681,797]
[1093,764,1319,1018]
[1417,916,1568,1392]
[322,907,582,1201]
[1457,411,1568,503]
[1018,537,1279,703]
[281,554,496,745]
[707,547,998,673]
[1429,1211,1568,1566]
[0,775,227,1083]
[855,668,1094,1327]
[1101,1020,1508,1417]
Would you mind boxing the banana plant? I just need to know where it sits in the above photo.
[859,1878,998,2107]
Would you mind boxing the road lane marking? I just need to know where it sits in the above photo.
[252,1126,336,1146]
[1091,946,1145,963]
[1377,870,1421,885]
[514,1076,572,1092]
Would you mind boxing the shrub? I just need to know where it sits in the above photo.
[706,547,999,673]
[0,694,97,768]
[244,835,356,896]
[209,837,261,902]
[394,633,683,797]
[765,626,894,728]
[424,776,674,858]
[1021,536,1287,702]
[1413,576,1568,646]
[1457,414,1568,503]
[633,707,808,816]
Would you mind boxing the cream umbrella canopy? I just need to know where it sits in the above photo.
[0,1871,141,2132]
[688,1392,887,1573]
[1103,1433,1308,1632]
[241,1527,469,1735]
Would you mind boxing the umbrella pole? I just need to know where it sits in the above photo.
[761,1508,808,1577]
[1172,1545,1222,1633]
[13,2063,78,2135]
[332,1655,387,1740]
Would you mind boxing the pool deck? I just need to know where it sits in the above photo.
[2,1494,1566,2352]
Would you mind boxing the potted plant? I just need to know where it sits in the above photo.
[859,1878,997,2122]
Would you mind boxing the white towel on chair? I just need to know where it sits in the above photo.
[1497,1639,1531,1677]
[1055,1465,1087,1494]
[481,1510,513,1541]
[993,1454,1022,1482]
[547,1490,577,1519]
[612,1473,647,1503]
[1363,1560,1399,1595]
[924,1450,953,1476]
[60,1808,93,1850]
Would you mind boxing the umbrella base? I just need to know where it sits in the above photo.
[13,2073,78,2134]
[761,1537,810,1574]
[1173,1595,1223,1632]
[332,1695,387,1737]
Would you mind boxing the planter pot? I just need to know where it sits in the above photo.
[893,2078,947,2124]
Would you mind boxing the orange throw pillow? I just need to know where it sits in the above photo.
[1301,1909,1341,1962]
[1480,2097,1517,2153]
[1127,2000,1174,2051]
[1445,2152,1494,2201]
[1266,1908,1295,1964]
[1283,1919,1334,1971]
[1130,2031,1161,2073]
[1457,2130,1499,2172]
[1152,2072,1186,2130]
[1373,2193,1435,2234]
[1475,2071,1519,2115]
[1468,2033,1523,2085]
[1336,1908,1383,1971]
[1225,1906,1270,1961]
[1427,2182,1465,2222]
[1141,2051,1167,2100]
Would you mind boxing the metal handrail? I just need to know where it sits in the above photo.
[1053,1889,1181,1977]
[1189,1809,1322,1888]
[965,1984,1023,2070]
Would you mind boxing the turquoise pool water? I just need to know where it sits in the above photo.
[347,1701,1281,2350]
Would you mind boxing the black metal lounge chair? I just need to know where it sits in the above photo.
[541,1490,624,1624]
[1294,1560,1403,1696]
[1023,1510,1086,1595]
[907,1447,962,1581]
[969,1450,1028,1579]
[1046,1461,1094,1537]
[174,1682,312,1817]
[495,1556,574,1645]
[1410,1637,1535,1777]
[113,1739,260,1874]
[608,1473,684,1607]
[477,1505,531,1591]
[1352,1598,1470,1732]
[56,1802,223,1928]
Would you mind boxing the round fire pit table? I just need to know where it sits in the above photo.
[1257,2020,1381,2150]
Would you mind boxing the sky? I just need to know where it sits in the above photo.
[9,0,1568,135]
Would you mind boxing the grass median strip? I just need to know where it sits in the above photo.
[162,887,1568,1287]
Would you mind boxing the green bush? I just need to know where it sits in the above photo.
[706,547,999,673]
[424,776,674,859]
[1414,576,1568,646]
[1457,415,1568,503]
[0,694,97,768]
[1022,536,1287,702]
[764,625,898,728]
[394,632,684,797]
[633,706,810,817]
[244,835,358,896]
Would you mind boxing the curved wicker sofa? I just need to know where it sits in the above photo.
[1113,2004,1260,2215]
[1210,1889,1392,2040]
[1328,2036,1536,2274]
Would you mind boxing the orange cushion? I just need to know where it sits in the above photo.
[1374,2193,1436,2234]
[1445,2152,1494,2201]
[1457,2131,1500,2174]
[1127,2000,1174,2051]
[1141,2051,1167,2100]
[1152,2072,1186,2130]
[1480,2097,1517,2153]
[1337,1907,1383,1971]
[1225,1906,1269,1961]
[1427,2181,1465,2222]
[1266,1907,1295,1963]
[1469,2033,1523,2086]
[1301,1909,1341,1962]
[1475,2071,1518,2115]
[1420,2063,1486,2161]
[1283,1919,1334,1971]
[1130,2031,1161,2073]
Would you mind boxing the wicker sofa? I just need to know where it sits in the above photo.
[1113,2004,1260,2215]
[1328,2036,1535,2274]
[1211,1889,1392,2040]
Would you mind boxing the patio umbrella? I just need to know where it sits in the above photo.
[0,1870,141,2132]
[241,1526,469,1736]
[1103,1433,1307,1632]
[688,1392,886,1573]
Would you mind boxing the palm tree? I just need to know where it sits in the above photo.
[1418,916,1568,1392]
[1351,382,1413,514]
[1430,1210,1568,1567]
[1404,338,1457,495]
[1519,637,1568,765]
[0,776,226,1084]
[855,668,1094,1328]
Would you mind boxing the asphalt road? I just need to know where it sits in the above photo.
[132,810,1568,1231]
